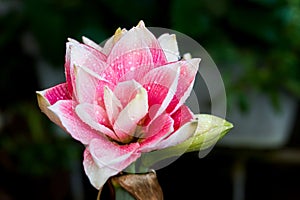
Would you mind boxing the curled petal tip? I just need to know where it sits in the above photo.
[137,20,145,28]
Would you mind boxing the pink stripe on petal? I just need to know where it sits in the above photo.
[139,114,174,153]
[75,103,119,141]
[171,105,194,131]
[167,58,201,114]
[89,138,140,172]
[39,83,71,105]
[74,66,105,104]
[141,62,180,120]
[48,100,102,145]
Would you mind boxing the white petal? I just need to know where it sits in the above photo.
[113,87,148,142]
[104,86,122,125]
[158,33,180,62]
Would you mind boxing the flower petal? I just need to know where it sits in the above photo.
[75,103,119,141]
[139,114,174,152]
[113,87,148,143]
[37,83,71,127]
[103,86,122,126]
[113,80,143,108]
[141,62,180,120]
[82,36,103,52]
[48,100,102,145]
[101,27,128,56]
[171,105,194,131]
[107,21,167,81]
[167,58,201,114]
[37,83,71,105]
[83,149,119,190]
[84,138,141,189]
[156,120,197,150]
[158,33,180,62]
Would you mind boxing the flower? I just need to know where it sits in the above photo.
[37,21,232,189]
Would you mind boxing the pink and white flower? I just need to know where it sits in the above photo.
[37,21,231,189]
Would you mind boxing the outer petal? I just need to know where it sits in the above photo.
[37,83,71,105]
[85,138,141,189]
[83,149,119,190]
[37,83,71,126]
[158,33,180,62]
[141,62,180,120]
[48,100,102,145]
[113,87,148,143]
[167,58,201,114]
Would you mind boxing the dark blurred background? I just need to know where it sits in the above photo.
[1,0,300,199]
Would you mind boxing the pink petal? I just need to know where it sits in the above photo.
[74,65,111,104]
[37,83,71,105]
[113,87,148,143]
[156,120,197,149]
[83,149,119,190]
[106,21,167,81]
[89,137,140,169]
[155,105,195,149]
[158,33,180,62]
[66,39,112,95]
[113,80,143,108]
[167,58,201,114]
[48,100,102,145]
[103,86,122,126]
[75,103,120,141]
[141,62,180,120]
[171,105,194,131]
[139,114,174,152]
[36,84,70,127]
[84,138,140,189]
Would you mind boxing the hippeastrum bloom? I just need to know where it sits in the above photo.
[37,21,232,190]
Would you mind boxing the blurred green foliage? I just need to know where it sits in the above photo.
[172,0,300,110]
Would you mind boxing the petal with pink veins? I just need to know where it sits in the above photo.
[84,138,140,189]
[139,114,174,153]
[107,21,166,81]
[141,62,180,120]
[171,105,194,131]
[113,87,148,143]
[48,100,103,145]
[75,103,120,141]
[167,58,201,114]
[75,65,108,104]
[158,33,180,62]
[36,83,71,127]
